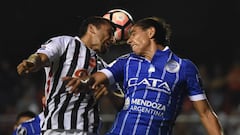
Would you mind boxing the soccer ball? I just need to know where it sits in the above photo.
[103,9,134,43]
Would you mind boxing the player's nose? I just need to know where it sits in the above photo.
[127,37,132,45]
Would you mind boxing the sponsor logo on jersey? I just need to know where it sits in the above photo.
[129,98,166,117]
[74,69,88,77]
[128,78,171,94]
[123,97,130,110]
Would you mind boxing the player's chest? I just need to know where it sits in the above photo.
[125,60,184,88]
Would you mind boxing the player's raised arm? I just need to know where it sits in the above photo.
[62,71,109,95]
[17,53,49,75]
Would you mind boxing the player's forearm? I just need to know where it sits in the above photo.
[200,111,224,135]
[193,100,224,135]
[27,53,49,72]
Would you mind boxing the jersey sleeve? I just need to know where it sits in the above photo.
[184,59,207,101]
[36,36,70,62]
[100,57,125,85]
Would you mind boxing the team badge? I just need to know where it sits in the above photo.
[165,60,180,73]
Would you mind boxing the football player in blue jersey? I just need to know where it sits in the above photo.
[12,112,44,135]
[64,16,224,135]
[12,96,46,135]
[12,110,37,131]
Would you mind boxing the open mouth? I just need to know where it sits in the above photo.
[131,44,136,49]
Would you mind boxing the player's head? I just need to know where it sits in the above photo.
[129,17,171,47]
[127,17,172,55]
[14,110,36,129]
[78,16,116,54]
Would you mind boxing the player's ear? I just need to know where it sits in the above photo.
[88,24,97,34]
[148,27,155,39]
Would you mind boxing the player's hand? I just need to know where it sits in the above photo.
[62,76,91,94]
[93,84,108,101]
[17,60,35,75]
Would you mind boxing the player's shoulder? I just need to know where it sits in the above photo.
[45,35,75,44]
[182,58,197,66]
[50,35,74,40]
[181,58,199,72]
[117,53,132,60]
[107,53,131,67]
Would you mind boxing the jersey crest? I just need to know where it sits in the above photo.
[164,59,180,73]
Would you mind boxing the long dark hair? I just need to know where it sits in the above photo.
[134,17,172,46]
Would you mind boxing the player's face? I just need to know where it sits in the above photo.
[93,23,115,54]
[127,26,151,56]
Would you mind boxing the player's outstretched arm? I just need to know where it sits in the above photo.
[62,72,124,110]
[62,72,109,94]
[17,53,49,75]
[193,99,224,135]
[62,75,91,94]
[90,72,109,89]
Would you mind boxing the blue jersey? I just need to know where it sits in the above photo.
[100,47,206,135]
[13,113,43,135]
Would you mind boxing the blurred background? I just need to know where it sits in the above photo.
[0,0,240,134]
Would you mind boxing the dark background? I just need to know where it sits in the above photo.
[0,0,239,134]
[0,0,239,68]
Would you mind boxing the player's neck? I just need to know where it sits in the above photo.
[80,36,91,48]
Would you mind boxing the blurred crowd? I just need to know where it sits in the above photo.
[0,57,240,135]
[0,58,44,135]
[175,61,240,135]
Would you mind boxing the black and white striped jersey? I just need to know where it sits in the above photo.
[36,35,101,133]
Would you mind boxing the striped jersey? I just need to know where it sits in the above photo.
[100,46,207,135]
[36,36,103,133]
